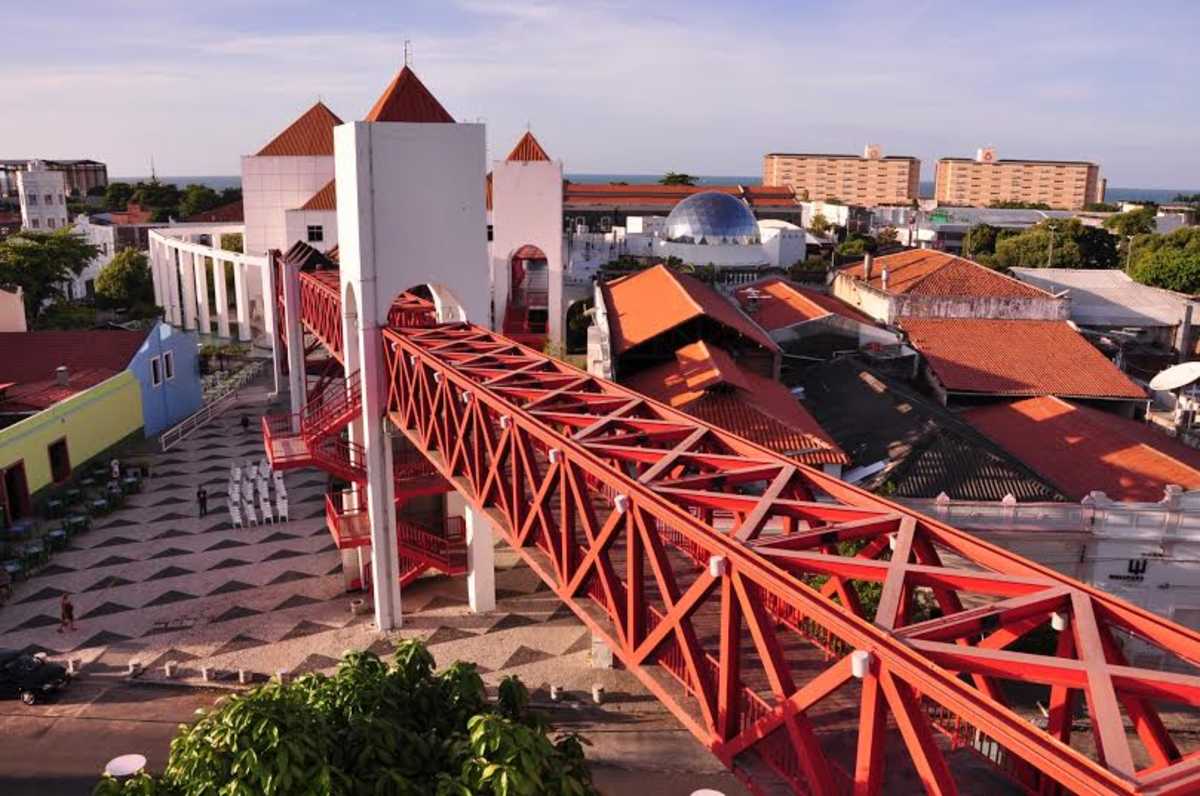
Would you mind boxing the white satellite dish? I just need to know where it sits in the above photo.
[104,754,147,778]
[1149,361,1200,392]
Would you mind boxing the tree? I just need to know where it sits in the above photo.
[1127,227,1200,293]
[991,219,1117,271]
[0,229,99,323]
[877,226,899,246]
[807,212,833,238]
[104,181,134,211]
[1172,193,1200,204]
[1103,206,1157,238]
[93,642,595,796]
[836,235,877,258]
[96,249,154,306]
[219,232,244,253]
[658,172,696,186]
[1084,202,1120,212]
[178,184,222,218]
[963,223,1001,257]
[988,200,1053,210]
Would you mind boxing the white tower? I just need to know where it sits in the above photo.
[335,66,489,629]
[490,132,565,344]
[17,161,69,232]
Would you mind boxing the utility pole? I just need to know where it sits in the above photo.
[1126,234,1136,273]
[1046,222,1056,268]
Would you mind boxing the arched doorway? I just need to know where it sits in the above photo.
[503,245,548,347]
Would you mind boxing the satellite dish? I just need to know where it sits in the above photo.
[104,754,147,778]
[1149,361,1200,391]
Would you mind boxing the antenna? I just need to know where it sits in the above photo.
[404,40,413,68]
[150,155,157,181]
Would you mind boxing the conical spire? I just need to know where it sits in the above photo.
[364,66,454,123]
[506,131,551,162]
[256,102,343,156]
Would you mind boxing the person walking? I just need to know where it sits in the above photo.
[240,414,250,433]
[57,594,75,633]
[197,486,208,518]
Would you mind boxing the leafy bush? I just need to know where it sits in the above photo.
[93,642,594,796]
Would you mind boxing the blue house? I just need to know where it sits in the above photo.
[128,322,204,436]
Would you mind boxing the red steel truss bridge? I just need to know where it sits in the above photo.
[269,265,1200,796]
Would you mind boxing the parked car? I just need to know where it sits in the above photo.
[0,649,70,705]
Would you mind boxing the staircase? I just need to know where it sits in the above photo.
[263,376,463,585]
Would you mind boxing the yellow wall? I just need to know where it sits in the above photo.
[0,371,143,495]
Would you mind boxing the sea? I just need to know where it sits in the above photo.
[114,174,1197,205]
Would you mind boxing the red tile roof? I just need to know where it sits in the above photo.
[624,342,847,465]
[0,330,146,411]
[300,180,336,211]
[964,396,1200,501]
[506,131,551,162]
[901,318,1146,400]
[563,182,797,209]
[256,102,343,157]
[602,265,778,355]
[735,277,875,331]
[183,200,243,223]
[841,250,1051,300]
[365,66,455,123]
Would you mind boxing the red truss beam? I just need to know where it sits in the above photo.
[377,322,1200,796]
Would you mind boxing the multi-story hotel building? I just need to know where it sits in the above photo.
[762,146,920,206]
[0,158,107,200]
[934,148,1104,210]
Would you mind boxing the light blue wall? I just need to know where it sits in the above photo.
[128,321,203,436]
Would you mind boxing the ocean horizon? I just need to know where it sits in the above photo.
[114,174,1198,205]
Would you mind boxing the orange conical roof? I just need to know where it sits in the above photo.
[256,102,343,156]
[506,131,550,162]
[364,66,455,123]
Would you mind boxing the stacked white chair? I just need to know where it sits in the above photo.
[259,493,275,524]
[229,502,244,529]
[243,498,259,527]
[276,495,289,522]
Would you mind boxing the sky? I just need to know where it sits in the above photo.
[3,0,1199,188]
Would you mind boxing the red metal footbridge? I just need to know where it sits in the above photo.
[266,260,1200,796]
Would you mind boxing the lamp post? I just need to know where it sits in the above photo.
[1126,234,1136,273]
[1046,222,1057,268]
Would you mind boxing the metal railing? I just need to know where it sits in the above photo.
[160,360,263,451]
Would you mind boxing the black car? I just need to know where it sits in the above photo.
[0,649,71,705]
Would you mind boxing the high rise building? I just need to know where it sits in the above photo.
[0,158,107,200]
[934,148,1104,210]
[762,145,920,206]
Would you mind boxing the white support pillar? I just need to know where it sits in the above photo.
[448,491,496,613]
[166,246,183,327]
[194,251,211,336]
[232,259,251,341]
[363,398,400,630]
[213,256,231,338]
[149,240,163,311]
[281,258,306,422]
[180,250,198,331]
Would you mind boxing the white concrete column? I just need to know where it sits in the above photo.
[263,253,283,397]
[166,246,183,327]
[232,259,251,341]
[180,250,198,331]
[150,240,165,312]
[364,402,401,629]
[281,259,307,422]
[213,257,231,338]
[260,254,278,352]
[194,252,211,336]
[448,491,496,613]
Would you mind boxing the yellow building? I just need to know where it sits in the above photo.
[934,148,1104,210]
[762,145,920,206]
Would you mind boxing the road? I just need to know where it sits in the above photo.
[0,676,745,796]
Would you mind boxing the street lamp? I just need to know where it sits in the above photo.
[1126,234,1136,273]
[1046,222,1058,268]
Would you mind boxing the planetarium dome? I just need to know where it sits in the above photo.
[664,191,761,245]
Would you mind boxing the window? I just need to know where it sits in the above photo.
[44,194,52,204]
[151,356,162,386]
[306,225,324,243]
[47,439,70,484]
[47,218,56,229]
[58,194,64,205]
[30,218,39,229]
[27,194,37,206]
[164,350,175,380]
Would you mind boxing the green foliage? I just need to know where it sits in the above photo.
[987,200,1053,210]
[93,642,595,796]
[876,226,899,246]
[1129,228,1200,294]
[836,235,877,257]
[178,184,222,218]
[219,232,244,253]
[963,223,1003,257]
[1103,207,1157,238]
[0,229,100,323]
[806,212,833,237]
[104,182,135,211]
[96,249,154,306]
[35,301,97,330]
[1084,202,1120,212]
[658,172,696,186]
[1172,193,1200,204]
[991,218,1117,270]
[788,255,828,278]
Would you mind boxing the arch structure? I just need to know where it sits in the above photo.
[269,252,1200,794]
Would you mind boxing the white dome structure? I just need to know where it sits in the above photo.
[655,191,769,270]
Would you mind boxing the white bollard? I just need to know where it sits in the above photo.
[67,658,78,675]
[550,685,562,702]
[591,684,605,705]
[238,669,250,685]
[708,555,728,578]
[200,666,211,682]
[851,650,872,680]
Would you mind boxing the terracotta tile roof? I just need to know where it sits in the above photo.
[840,250,1052,300]
[964,396,1200,501]
[300,180,336,211]
[0,330,146,411]
[602,265,778,355]
[183,200,243,223]
[900,318,1146,400]
[624,342,848,465]
[506,131,551,162]
[365,66,455,123]
[256,102,343,157]
[563,182,797,209]
[735,277,875,331]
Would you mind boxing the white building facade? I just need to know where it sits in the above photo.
[17,161,69,232]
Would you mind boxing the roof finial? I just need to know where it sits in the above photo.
[404,40,413,68]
